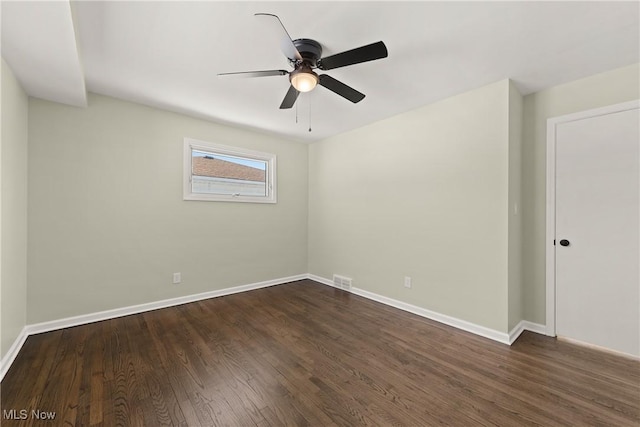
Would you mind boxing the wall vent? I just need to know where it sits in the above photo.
[333,274,352,291]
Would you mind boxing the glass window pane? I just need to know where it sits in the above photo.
[191,150,267,197]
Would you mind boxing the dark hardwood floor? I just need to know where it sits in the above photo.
[1,280,639,426]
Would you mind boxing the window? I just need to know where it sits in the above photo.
[183,138,276,203]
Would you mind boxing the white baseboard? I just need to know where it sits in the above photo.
[353,287,511,344]
[557,336,640,360]
[508,320,547,344]
[352,287,513,343]
[0,274,306,382]
[522,320,547,336]
[307,273,334,287]
[0,326,29,382]
[508,321,527,344]
[309,273,546,346]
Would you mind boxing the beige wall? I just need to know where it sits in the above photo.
[522,63,640,324]
[1,59,29,358]
[309,80,514,333]
[27,93,308,323]
[507,81,524,331]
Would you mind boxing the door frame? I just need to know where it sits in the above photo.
[545,99,639,337]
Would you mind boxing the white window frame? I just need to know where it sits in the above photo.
[183,138,277,203]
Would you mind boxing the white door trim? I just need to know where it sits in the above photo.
[545,99,640,337]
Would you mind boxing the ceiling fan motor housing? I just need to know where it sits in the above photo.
[292,38,323,67]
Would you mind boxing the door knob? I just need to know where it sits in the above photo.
[559,239,570,247]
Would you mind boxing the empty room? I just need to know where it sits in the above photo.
[1,1,639,426]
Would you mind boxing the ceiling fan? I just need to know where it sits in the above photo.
[218,13,388,109]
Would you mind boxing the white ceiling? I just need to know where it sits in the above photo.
[2,1,639,143]
[1,1,86,107]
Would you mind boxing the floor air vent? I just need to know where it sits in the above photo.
[333,274,353,291]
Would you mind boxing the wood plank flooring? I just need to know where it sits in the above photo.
[1,280,639,426]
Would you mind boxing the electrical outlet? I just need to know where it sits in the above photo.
[404,276,412,289]
[173,272,181,284]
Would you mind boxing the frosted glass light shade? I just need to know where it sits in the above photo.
[291,71,318,92]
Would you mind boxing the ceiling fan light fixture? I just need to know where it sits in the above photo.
[290,68,318,92]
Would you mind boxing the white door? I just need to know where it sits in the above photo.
[555,106,639,357]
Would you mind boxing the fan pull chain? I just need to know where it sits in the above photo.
[308,95,312,132]
[295,99,298,124]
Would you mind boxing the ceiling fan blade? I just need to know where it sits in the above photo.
[279,85,300,109]
[318,41,388,71]
[217,70,288,78]
[318,75,365,103]
[255,13,302,61]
